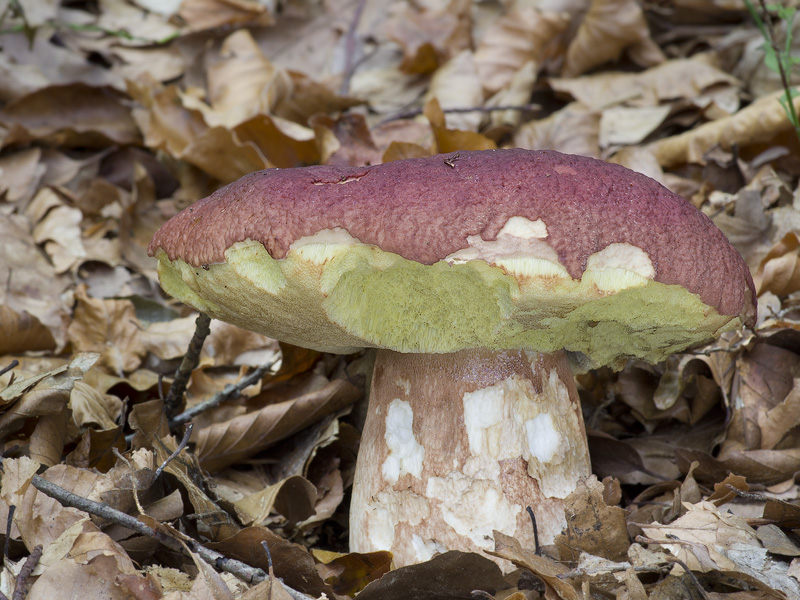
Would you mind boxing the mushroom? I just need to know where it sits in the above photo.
[148,149,756,567]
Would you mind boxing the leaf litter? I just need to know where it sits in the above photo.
[1,0,800,598]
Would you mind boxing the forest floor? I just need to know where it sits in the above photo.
[1,0,800,598]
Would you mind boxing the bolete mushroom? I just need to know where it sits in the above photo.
[148,149,756,567]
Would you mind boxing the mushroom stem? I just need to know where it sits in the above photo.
[349,348,592,567]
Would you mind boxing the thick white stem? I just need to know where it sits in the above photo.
[349,348,591,568]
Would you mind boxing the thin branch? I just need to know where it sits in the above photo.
[4,504,14,563]
[725,483,767,501]
[526,506,540,556]
[165,313,212,419]
[168,359,277,429]
[0,360,19,378]
[557,563,666,579]
[379,103,542,125]
[11,545,42,600]
[31,475,266,583]
[340,0,367,96]
[153,424,193,481]
[30,475,309,598]
[635,536,709,600]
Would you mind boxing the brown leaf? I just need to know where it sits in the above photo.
[0,147,44,203]
[586,430,658,484]
[425,50,484,132]
[232,114,319,169]
[29,410,69,467]
[382,141,431,163]
[206,29,290,127]
[513,102,600,157]
[754,233,800,296]
[649,89,800,167]
[357,551,508,600]
[28,188,86,273]
[179,0,273,32]
[721,341,800,455]
[234,475,317,525]
[129,399,170,446]
[10,463,104,551]
[0,305,56,355]
[555,476,630,563]
[707,474,749,507]
[65,426,127,473]
[67,285,145,375]
[551,57,739,112]
[490,532,580,600]
[0,84,140,147]
[757,524,800,557]
[384,0,472,75]
[27,556,137,600]
[311,113,382,167]
[0,353,97,441]
[762,497,800,529]
[642,502,800,597]
[314,550,392,596]
[474,7,568,94]
[423,98,496,154]
[0,214,72,349]
[562,0,663,78]
[192,379,361,472]
[208,527,332,597]
[150,433,240,541]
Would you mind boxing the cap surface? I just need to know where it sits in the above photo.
[149,149,756,366]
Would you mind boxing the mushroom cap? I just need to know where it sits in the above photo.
[149,149,756,366]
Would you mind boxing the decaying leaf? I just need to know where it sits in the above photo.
[67,285,145,375]
[474,6,568,94]
[192,378,361,472]
[556,476,630,563]
[4,0,800,597]
[562,0,663,78]
[357,551,507,600]
[650,89,800,167]
[642,501,800,597]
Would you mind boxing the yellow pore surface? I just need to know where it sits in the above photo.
[155,236,740,367]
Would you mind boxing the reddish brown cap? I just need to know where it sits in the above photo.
[149,149,756,364]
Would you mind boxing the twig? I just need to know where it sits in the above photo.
[379,103,541,125]
[11,545,41,600]
[31,475,266,583]
[153,424,194,481]
[261,541,275,600]
[526,506,540,556]
[340,0,367,96]
[635,536,709,600]
[29,476,311,599]
[164,314,212,419]
[4,504,14,563]
[725,483,766,501]
[0,360,19,378]
[557,563,665,579]
[168,359,277,429]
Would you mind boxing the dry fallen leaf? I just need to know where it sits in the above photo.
[192,378,361,472]
[67,285,145,375]
[556,476,631,563]
[562,0,663,78]
[650,89,800,167]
